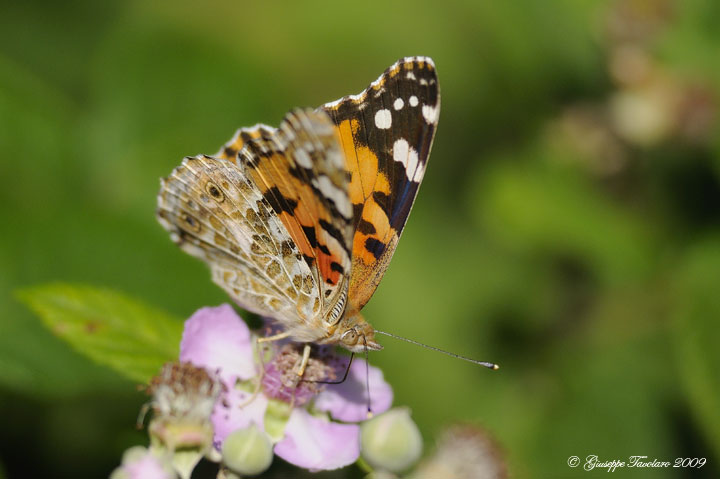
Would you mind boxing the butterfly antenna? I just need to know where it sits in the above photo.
[302,352,355,385]
[374,330,499,370]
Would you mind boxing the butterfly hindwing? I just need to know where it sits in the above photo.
[320,56,439,312]
[157,155,321,328]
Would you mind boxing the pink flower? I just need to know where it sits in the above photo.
[110,447,176,479]
[179,304,393,472]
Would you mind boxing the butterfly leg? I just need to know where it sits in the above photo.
[234,338,270,409]
[236,331,292,410]
[256,329,292,378]
[239,330,299,406]
[257,330,292,344]
[296,343,312,377]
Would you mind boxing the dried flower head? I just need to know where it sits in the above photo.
[145,362,224,479]
[410,424,507,479]
[148,362,224,422]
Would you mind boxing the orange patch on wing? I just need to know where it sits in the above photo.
[363,200,392,237]
[334,119,395,266]
[245,154,314,261]
[352,199,394,265]
[248,149,347,288]
[316,250,343,285]
[251,154,299,199]
[337,119,384,203]
[373,171,391,195]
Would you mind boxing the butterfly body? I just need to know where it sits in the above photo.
[157,57,439,353]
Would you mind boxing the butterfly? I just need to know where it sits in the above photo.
[157,56,439,363]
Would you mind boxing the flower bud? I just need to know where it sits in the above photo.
[222,424,274,476]
[360,408,422,473]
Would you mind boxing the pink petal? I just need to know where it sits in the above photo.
[274,409,360,471]
[212,386,268,448]
[314,359,393,422]
[179,304,256,386]
[125,456,172,479]
[116,447,175,479]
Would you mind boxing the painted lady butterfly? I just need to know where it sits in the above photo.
[157,57,439,361]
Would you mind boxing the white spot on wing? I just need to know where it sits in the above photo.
[294,148,313,168]
[320,57,436,113]
[422,104,438,124]
[393,139,408,164]
[374,109,392,129]
[314,176,353,219]
[393,98,404,110]
[409,96,419,107]
[393,139,420,180]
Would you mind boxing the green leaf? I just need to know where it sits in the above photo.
[16,283,183,384]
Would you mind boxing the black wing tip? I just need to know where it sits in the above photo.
[322,56,438,111]
[394,56,436,70]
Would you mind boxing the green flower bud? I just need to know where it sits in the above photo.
[222,424,274,476]
[361,408,423,473]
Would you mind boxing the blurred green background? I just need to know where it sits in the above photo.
[2,0,720,477]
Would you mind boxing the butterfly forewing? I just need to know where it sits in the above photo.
[320,56,439,312]
[216,124,273,163]
[232,110,354,323]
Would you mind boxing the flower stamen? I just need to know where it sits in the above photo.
[261,344,343,406]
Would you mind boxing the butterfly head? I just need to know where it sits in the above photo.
[337,314,383,353]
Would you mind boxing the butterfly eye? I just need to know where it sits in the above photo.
[341,329,358,346]
[205,182,225,202]
[181,212,201,232]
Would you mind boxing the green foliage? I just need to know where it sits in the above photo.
[17,284,182,384]
[673,238,720,457]
[474,155,655,284]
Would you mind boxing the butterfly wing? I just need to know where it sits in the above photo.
[320,56,439,312]
[157,155,321,327]
[228,110,354,325]
[159,109,354,339]
[216,123,272,163]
